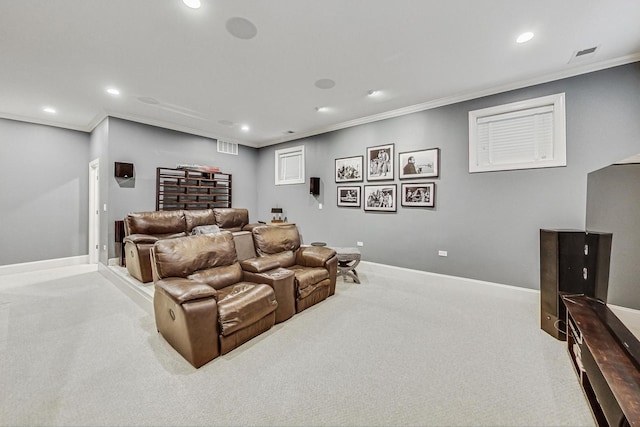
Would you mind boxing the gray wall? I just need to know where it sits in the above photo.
[0,118,90,265]
[255,63,640,291]
[586,163,640,309]
[103,117,259,258]
[2,63,638,298]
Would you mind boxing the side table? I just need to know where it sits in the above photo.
[332,247,361,284]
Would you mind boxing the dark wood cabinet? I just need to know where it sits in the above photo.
[564,295,640,426]
[540,229,612,340]
[156,167,232,211]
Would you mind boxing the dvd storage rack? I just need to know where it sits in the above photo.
[156,167,232,211]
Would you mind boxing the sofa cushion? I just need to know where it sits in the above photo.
[185,209,216,232]
[125,210,186,235]
[189,263,243,291]
[252,224,300,255]
[214,208,249,230]
[216,282,277,336]
[153,232,237,279]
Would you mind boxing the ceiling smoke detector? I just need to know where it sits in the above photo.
[569,46,600,63]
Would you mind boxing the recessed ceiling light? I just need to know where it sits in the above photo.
[516,32,534,44]
[182,0,201,9]
[315,79,335,89]
[367,89,381,97]
[315,106,328,113]
[43,107,56,114]
[106,87,120,96]
[241,124,250,132]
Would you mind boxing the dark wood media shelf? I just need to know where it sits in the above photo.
[156,167,232,211]
[563,295,640,426]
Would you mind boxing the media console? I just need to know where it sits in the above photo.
[563,294,640,426]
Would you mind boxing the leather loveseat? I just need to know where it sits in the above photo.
[124,208,256,283]
[241,225,338,313]
[150,231,278,368]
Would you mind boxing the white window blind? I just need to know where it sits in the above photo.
[469,93,566,173]
[217,140,238,155]
[275,145,305,185]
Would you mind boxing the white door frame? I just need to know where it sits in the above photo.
[88,159,100,264]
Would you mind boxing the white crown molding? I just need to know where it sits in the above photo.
[257,54,640,148]
[3,54,638,149]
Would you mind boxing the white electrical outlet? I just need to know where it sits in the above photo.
[319,203,323,210]
[357,241,364,247]
[103,203,107,212]
[103,245,107,251]
[438,250,448,257]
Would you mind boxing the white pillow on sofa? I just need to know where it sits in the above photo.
[191,225,221,235]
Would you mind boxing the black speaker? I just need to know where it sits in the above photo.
[540,229,612,340]
[115,162,134,178]
[310,177,320,195]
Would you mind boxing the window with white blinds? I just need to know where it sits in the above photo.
[469,93,566,173]
[217,140,238,155]
[275,145,305,185]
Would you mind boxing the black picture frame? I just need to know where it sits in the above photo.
[335,155,364,182]
[399,148,439,179]
[401,182,435,207]
[366,143,394,181]
[364,184,397,212]
[337,186,361,207]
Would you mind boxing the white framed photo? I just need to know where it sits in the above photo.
[401,183,435,207]
[364,184,397,212]
[337,186,361,207]
[366,143,394,181]
[399,148,439,179]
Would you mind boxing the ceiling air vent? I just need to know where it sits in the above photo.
[568,45,599,63]
[217,140,238,155]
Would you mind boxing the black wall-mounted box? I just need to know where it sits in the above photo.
[310,177,320,195]
[115,162,134,178]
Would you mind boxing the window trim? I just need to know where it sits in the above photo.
[468,93,566,173]
[275,145,305,185]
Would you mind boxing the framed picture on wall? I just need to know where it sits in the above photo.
[399,148,440,179]
[366,143,394,181]
[337,186,361,207]
[401,182,435,207]
[364,184,397,212]
[335,156,364,182]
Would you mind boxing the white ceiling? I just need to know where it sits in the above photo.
[1,0,640,148]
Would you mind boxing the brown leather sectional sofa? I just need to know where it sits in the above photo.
[152,232,278,367]
[123,208,258,283]
[147,221,337,368]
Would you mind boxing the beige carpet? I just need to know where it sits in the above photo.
[0,263,595,426]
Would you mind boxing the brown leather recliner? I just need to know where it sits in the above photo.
[150,232,278,368]
[242,225,337,313]
[124,210,187,283]
[124,208,257,283]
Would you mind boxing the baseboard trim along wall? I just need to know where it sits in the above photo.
[358,260,540,294]
[0,255,91,276]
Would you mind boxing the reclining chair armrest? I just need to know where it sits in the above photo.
[240,255,281,273]
[124,234,159,245]
[155,277,217,304]
[296,246,337,268]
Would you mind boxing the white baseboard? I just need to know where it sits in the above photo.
[0,255,91,276]
[358,260,540,294]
